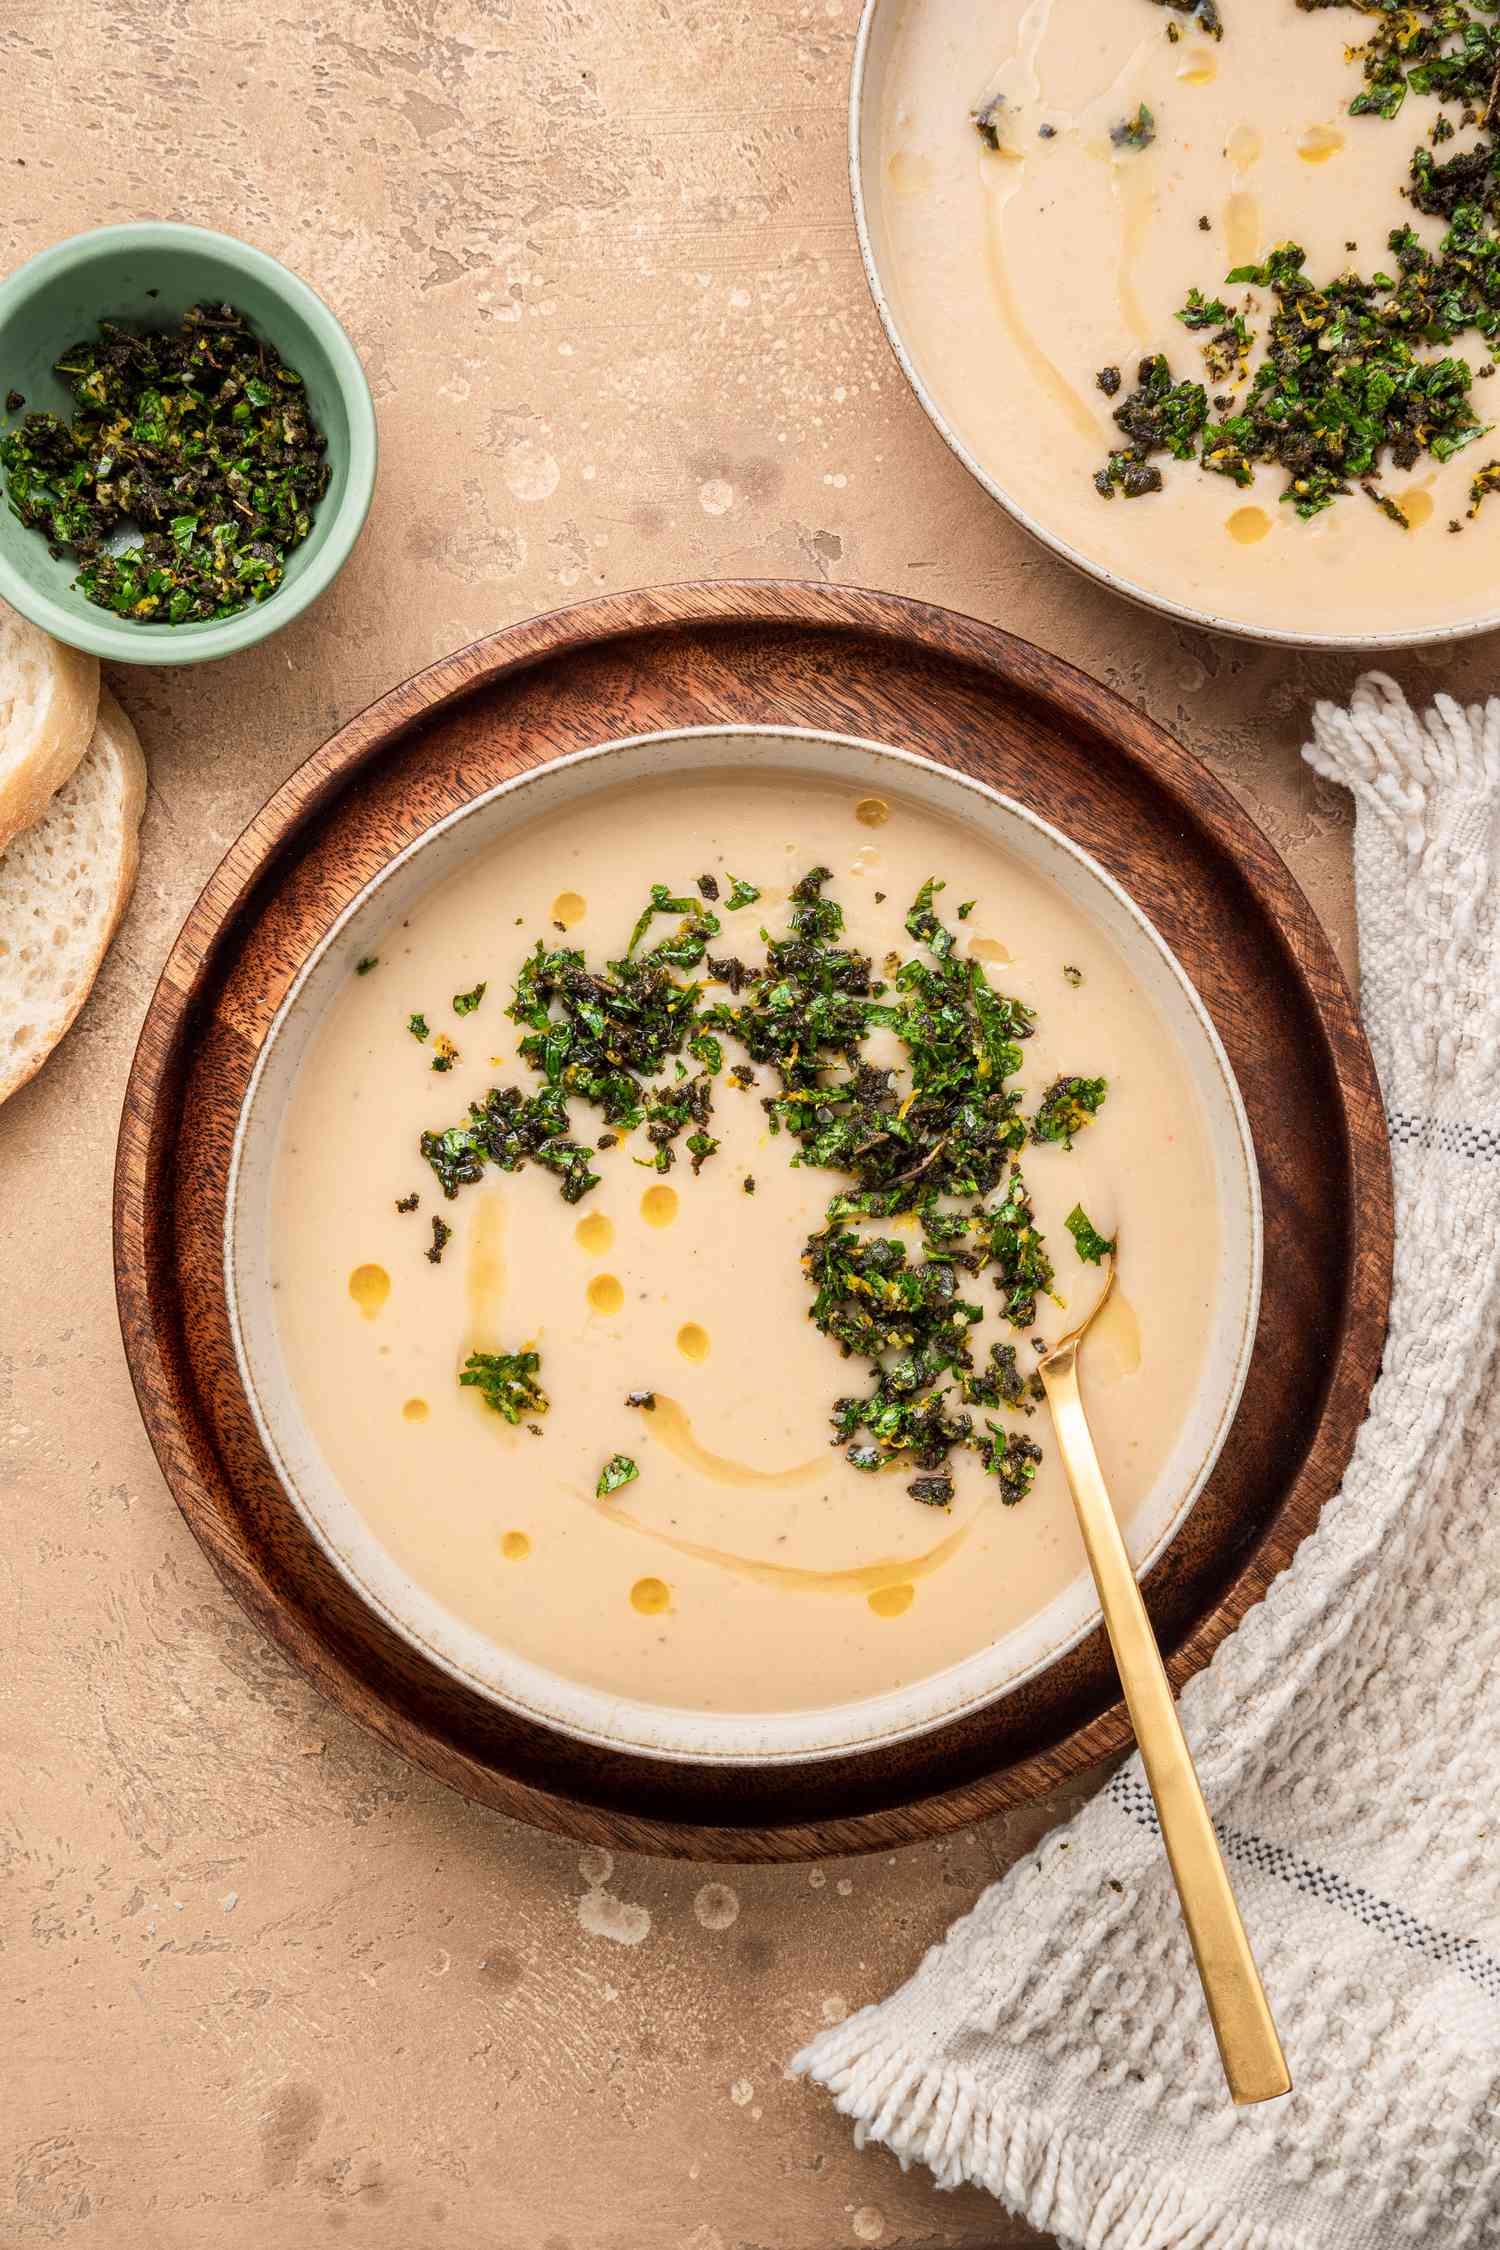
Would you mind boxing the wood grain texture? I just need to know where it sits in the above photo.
[113,581,1393,1861]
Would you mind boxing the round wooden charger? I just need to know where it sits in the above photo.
[114,583,1392,1862]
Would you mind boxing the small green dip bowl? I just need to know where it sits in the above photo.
[0,222,377,666]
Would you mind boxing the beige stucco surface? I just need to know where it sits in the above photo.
[4,2,1492,2243]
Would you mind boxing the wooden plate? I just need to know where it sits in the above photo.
[114,583,1392,1861]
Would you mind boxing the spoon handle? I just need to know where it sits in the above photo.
[1041,1345,1291,2106]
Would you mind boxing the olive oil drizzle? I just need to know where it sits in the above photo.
[641,1395,826,1491]
[465,1194,506,1353]
[582,1484,975,1597]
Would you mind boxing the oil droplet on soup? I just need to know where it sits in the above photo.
[1298,123,1344,164]
[1225,191,1261,267]
[402,1397,429,1422]
[1177,46,1217,83]
[588,1273,625,1316]
[886,148,935,196]
[967,935,1010,963]
[1228,506,1272,546]
[1226,124,1261,168]
[869,1584,915,1618]
[677,1322,710,1362]
[1399,489,1434,529]
[551,890,587,928]
[631,1576,671,1615]
[641,1184,678,1228]
[349,1263,390,1318]
[854,796,890,828]
[575,1212,614,1255]
[501,1530,531,1561]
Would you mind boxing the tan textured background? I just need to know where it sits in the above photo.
[4,2,1490,2244]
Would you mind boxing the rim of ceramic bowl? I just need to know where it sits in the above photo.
[224,722,1264,1768]
[0,222,377,665]
[847,0,1495,653]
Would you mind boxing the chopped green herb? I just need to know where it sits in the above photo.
[987,1166,1055,1328]
[1366,485,1411,529]
[811,1223,984,1384]
[908,1473,954,1507]
[408,1013,430,1043]
[972,93,1005,151]
[413,865,1110,1506]
[3,389,22,415]
[696,872,720,900]
[640,1070,717,1174]
[431,1033,459,1074]
[1470,460,1500,515]
[1110,103,1156,151]
[964,1338,1037,1412]
[1178,291,1253,387]
[1031,1075,1108,1149]
[1066,1205,1116,1265]
[453,982,487,1016]
[1148,0,1221,36]
[460,1347,547,1423]
[395,1191,420,1213]
[1063,964,1083,987]
[421,1085,600,1205]
[625,1390,657,1410]
[1095,355,1204,498]
[426,1216,452,1263]
[685,1127,718,1172]
[709,870,1059,1496]
[0,303,329,626]
[982,1425,1045,1504]
[1178,290,1228,333]
[625,883,720,961]
[956,899,975,920]
[597,1453,639,1497]
[726,875,761,910]
[356,956,379,976]
[1334,0,1499,119]
[718,868,1032,1211]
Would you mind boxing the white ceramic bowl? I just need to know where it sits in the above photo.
[227,727,1261,1766]
[848,0,1490,651]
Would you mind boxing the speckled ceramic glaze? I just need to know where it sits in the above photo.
[225,726,1262,1768]
[0,222,376,664]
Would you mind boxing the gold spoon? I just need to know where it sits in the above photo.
[1038,1246,1291,2106]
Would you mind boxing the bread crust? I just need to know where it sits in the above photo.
[0,609,101,854]
[0,686,146,1107]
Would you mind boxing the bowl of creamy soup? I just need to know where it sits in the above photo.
[854,0,1500,646]
[227,728,1260,1765]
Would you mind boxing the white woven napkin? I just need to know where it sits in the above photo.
[795,676,1500,2250]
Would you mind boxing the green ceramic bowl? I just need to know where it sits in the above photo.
[0,222,377,665]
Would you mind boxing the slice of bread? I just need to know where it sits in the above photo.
[0,687,147,1107]
[0,597,100,854]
